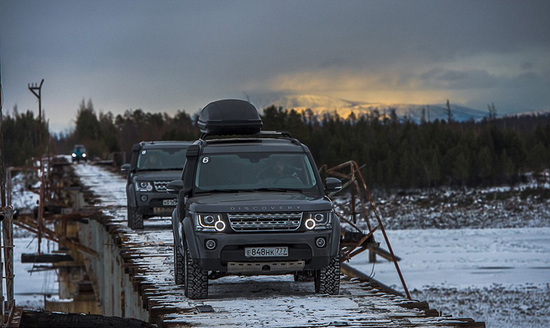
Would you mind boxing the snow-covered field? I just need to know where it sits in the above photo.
[13,237,59,309]
[344,185,550,328]
[7,165,550,327]
[350,228,550,328]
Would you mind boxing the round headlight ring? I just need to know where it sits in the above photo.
[215,220,226,232]
[305,218,316,230]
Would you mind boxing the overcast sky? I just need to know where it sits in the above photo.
[1,0,549,132]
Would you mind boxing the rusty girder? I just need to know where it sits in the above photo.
[320,160,411,299]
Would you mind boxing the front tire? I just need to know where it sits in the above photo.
[128,205,144,230]
[314,254,340,295]
[184,239,208,299]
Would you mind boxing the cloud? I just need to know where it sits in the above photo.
[420,68,500,90]
[1,0,549,132]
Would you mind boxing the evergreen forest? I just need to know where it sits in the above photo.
[2,99,550,191]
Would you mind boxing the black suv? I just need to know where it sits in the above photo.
[169,99,342,299]
[121,141,191,229]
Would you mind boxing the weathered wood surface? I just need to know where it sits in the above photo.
[74,164,485,327]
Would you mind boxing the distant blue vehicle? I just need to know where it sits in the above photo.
[71,144,88,163]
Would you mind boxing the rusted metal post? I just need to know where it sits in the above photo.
[325,160,411,299]
[351,181,357,224]
[1,209,14,323]
[351,161,411,299]
[1,64,6,322]
[1,67,15,323]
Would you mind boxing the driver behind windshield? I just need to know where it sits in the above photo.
[139,151,164,170]
[259,159,300,182]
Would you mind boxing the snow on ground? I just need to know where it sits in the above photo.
[3,170,59,309]
[9,173,40,211]
[7,164,550,327]
[13,237,59,309]
[343,184,550,328]
[349,228,550,328]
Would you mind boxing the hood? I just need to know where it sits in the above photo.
[133,170,182,181]
[188,192,332,212]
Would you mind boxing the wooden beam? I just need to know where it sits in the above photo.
[21,253,74,263]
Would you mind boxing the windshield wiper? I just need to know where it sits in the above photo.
[196,188,305,194]
[249,188,305,193]
[137,167,182,172]
[196,189,243,194]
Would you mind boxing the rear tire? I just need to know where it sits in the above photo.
[314,254,340,295]
[128,205,144,230]
[184,239,208,299]
[174,244,185,285]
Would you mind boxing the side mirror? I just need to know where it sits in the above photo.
[167,180,184,194]
[325,177,342,193]
[121,163,131,172]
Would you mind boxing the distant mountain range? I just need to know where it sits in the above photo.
[255,94,489,123]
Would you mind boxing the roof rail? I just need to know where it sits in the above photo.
[200,130,293,139]
[199,130,299,145]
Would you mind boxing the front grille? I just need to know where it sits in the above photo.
[154,181,169,192]
[228,212,303,232]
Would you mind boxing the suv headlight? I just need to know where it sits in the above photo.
[135,181,153,192]
[305,212,332,230]
[196,213,227,232]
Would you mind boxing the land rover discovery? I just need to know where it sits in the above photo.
[121,141,191,229]
[169,99,342,299]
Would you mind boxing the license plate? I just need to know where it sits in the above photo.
[163,199,177,206]
[245,247,288,258]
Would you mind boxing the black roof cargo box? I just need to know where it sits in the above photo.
[197,99,263,136]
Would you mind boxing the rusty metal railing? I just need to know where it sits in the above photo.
[321,160,411,299]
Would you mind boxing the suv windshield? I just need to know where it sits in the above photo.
[137,148,187,171]
[194,153,318,194]
[74,145,86,153]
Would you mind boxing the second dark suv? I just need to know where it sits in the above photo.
[121,141,191,229]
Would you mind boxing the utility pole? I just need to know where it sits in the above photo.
[28,79,45,254]
[0,51,5,323]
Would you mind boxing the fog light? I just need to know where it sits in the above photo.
[215,220,226,232]
[315,237,326,248]
[305,218,316,230]
[140,195,148,202]
[205,239,217,250]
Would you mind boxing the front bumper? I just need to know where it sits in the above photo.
[186,228,339,273]
[135,192,177,216]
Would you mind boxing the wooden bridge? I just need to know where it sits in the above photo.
[7,162,485,327]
